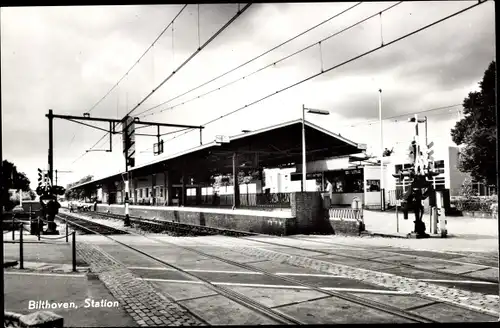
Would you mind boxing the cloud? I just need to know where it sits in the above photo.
[0,2,495,189]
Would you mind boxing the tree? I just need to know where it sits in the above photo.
[451,61,496,185]
[1,160,33,211]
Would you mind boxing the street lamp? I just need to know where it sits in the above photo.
[302,105,330,192]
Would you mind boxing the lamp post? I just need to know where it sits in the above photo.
[302,105,330,192]
[379,89,384,211]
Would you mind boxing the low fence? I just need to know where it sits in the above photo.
[191,193,291,209]
[4,216,78,271]
[328,208,363,223]
[108,193,290,208]
[387,189,404,206]
[110,192,292,209]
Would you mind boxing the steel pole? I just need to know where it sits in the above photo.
[379,89,384,211]
[302,105,306,193]
[0,99,4,318]
[494,46,499,305]
[124,173,130,226]
[425,117,428,150]
[72,231,76,272]
[19,225,24,269]
[48,109,54,186]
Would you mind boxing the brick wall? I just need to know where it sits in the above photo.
[290,192,332,234]
[97,205,296,235]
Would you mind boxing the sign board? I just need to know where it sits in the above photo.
[122,116,135,154]
[122,116,136,168]
[214,135,230,144]
[290,172,322,181]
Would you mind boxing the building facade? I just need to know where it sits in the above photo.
[260,146,474,208]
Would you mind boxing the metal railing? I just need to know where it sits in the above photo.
[5,216,77,272]
[107,192,292,209]
[387,189,405,206]
[187,192,291,209]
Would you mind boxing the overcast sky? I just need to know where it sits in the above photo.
[1,2,495,190]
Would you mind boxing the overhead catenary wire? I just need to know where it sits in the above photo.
[162,1,485,143]
[86,4,188,114]
[134,2,363,118]
[69,4,250,167]
[137,2,401,119]
[65,5,187,165]
[150,103,464,147]
[123,3,253,119]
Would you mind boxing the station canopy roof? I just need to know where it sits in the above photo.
[71,119,366,190]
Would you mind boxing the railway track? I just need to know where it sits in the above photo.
[85,211,259,237]
[75,210,497,284]
[58,211,304,325]
[279,236,500,282]
[57,213,128,235]
[66,211,438,324]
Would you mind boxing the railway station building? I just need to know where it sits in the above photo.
[72,119,367,208]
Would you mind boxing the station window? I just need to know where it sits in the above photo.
[434,160,445,174]
[160,188,163,197]
[366,179,380,192]
[139,189,143,198]
[146,188,149,198]
[324,169,363,193]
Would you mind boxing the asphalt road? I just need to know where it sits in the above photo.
[4,272,137,327]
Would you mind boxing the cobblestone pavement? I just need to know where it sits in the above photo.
[199,236,500,317]
[76,241,205,326]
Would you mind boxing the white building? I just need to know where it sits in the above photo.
[261,146,473,208]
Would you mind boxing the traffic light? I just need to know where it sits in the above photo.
[127,157,135,167]
[36,186,44,196]
[51,185,66,196]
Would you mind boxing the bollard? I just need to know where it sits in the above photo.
[19,225,24,269]
[65,220,69,243]
[38,216,41,241]
[72,231,76,272]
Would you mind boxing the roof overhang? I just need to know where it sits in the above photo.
[71,119,366,190]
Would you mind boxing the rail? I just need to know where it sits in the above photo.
[84,211,260,237]
[57,211,302,325]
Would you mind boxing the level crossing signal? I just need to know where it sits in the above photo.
[37,168,43,187]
